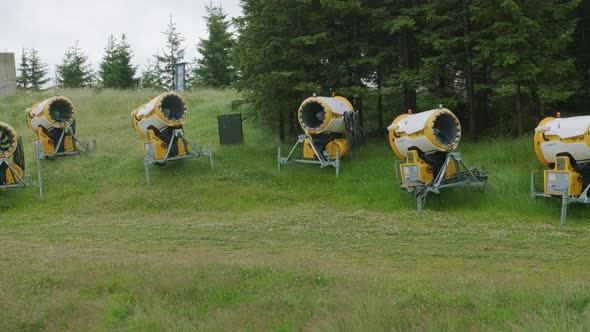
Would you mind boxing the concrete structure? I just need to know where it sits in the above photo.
[0,53,16,97]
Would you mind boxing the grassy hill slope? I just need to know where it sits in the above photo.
[0,89,589,331]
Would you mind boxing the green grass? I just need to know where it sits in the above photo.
[1,89,590,331]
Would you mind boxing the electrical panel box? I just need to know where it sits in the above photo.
[217,113,244,145]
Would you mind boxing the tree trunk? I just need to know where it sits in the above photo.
[516,83,523,136]
[351,8,363,127]
[463,0,476,139]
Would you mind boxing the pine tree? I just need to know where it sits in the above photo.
[194,4,235,87]
[140,59,160,89]
[98,35,118,87]
[99,34,137,89]
[16,49,30,89]
[115,34,137,88]
[28,49,50,90]
[154,16,185,90]
[473,0,578,135]
[56,41,95,88]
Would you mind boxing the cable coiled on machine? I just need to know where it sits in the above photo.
[344,111,365,149]
[14,137,25,171]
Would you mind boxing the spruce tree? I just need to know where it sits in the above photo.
[99,35,118,87]
[56,42,94,88]
[28,49,50,90]
[473,0,578,135]
[140,59,160,89]
[154,16,185,90]
[194,4,235,87]
[16,49,30,89]
[99,34,137,88]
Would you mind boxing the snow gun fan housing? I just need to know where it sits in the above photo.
[388,108,462,187]
[0,122,25,186]
[297,96,355,160]
[533,115,590,197]
[26,96,77,156]
[132,92,189,162]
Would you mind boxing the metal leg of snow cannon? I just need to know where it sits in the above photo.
[0,157,42,197]
[529,171,590,226]
[412,153,487,211]
[37,126,96,160]
[143,129,211,184]
[277,134,340,175]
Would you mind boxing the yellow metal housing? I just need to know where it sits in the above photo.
[400,150,457,186]
[543,156,583,197]
[4,164,23,185]
[326,139,350,159]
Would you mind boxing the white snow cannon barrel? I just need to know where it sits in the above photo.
[388,108,461,160]
[534,115,590,167]
[132,91,187,138]
[298,96,354,135]
[26,96,76,132]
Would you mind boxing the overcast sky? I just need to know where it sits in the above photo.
[0,0,242,81]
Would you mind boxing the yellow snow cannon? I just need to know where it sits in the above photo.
[131,91,212,183]
[0,121,42,195]
[531,113,590,225]
[25,95,95,159]
[388,107,487,210]
[278,94,364,176]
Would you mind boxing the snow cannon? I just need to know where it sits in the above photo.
[278,95,364,176]
[0,122,42,195]
[388,107,487,210]
[531,114,590,225]
[26,95,95,159]
[131,92,212,184]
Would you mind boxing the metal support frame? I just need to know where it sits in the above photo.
[36,126,97,160]
[530,171,590,226]
[0,157,43,197]
[277,134,341,176]
[143,129,213,184]
[395,152,487,211]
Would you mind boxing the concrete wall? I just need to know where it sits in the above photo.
[0,53,16,97]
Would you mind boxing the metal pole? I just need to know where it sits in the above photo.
[36,149,43,197]
[208,145,214,170]
[531,171,537,199]
[560,192,569,226]
[144,159,151,184]
[277,145,282,172]
[335,149,340,177]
